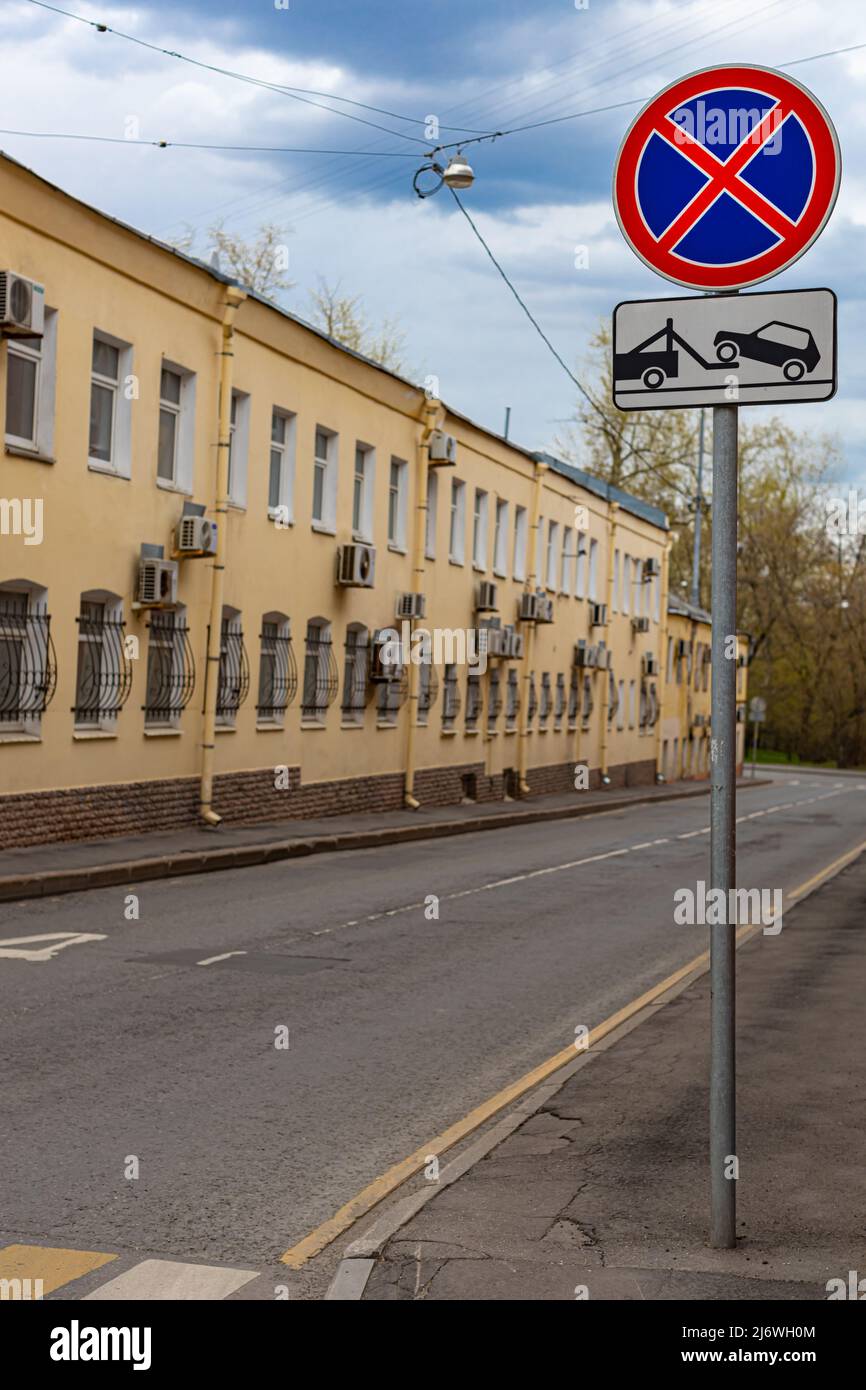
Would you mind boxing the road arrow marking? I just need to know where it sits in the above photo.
[0,932,107,962]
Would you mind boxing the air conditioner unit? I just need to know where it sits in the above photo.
[370,629,399,683]
[536,595,554,623]
[586,645,599,669]
[336,543,376,588]
[175,514,218,557]
[479,623,504,657]
[476,580,498,613]
[643,557,661,581]
[519,591,539,622]
[596,642,612,670]
[631,616,650,634]
[590,602,608,628]
[512,632,525,659]
[642,653,660,677]
[428,430,457,465]
[574,640,589,668]
[395,592,426,620]
[0,271,45,338]
[136,557,178,608]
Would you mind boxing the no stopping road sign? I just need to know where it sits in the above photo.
[613,64,841,291]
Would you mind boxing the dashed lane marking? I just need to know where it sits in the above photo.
[311,790,851,938]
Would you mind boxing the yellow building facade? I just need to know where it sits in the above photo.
[0,152,747,848]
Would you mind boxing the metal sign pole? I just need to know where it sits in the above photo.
[751,717,760,778]
[709,398,738,1249]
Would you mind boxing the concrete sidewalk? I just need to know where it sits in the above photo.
[360,852,866,1300]
[0,778,763,902]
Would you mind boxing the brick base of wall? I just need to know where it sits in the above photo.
[0,755,660,850]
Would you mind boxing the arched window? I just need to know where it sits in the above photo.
[302,618,338,722]
[257,613,296,725]
[0,579,56,735]
[144,605,195,729]
[73,589,132,731]
[341,623,370,725]
[217,606,249,726]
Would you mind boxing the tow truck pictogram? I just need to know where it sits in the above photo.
[613,317,737,390]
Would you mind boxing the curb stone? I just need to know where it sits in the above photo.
[0,780,769,903]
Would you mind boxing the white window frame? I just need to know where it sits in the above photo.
[5,307,57,459]
[616,679,625,731]
[633,559,643,617]
[493,498,508,578]
[575,531,587,599]
[312,426,338,533]
[629,678,636,729]
[612,549,620,612]
[472,488,489,571]
[388,456,409,552]
[546,520,559,591]
[588,539,599,602]
[89,329,133,479]
[157,359,196,494]
[449,478,466,565]
[227,389,250,508]
[561,526,574,595]
[513,505,528,582]
[622,555,631,615]
[269,408,296,522]
[425,469,438,560]
[352,442,375,541]
[0,581,49,739]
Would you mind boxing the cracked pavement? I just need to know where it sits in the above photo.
[364,853,866,1300]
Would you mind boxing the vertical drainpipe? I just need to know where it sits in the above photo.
[404,396,441,809]
[654,536,672,781]
[598,501,619,785]
[518,459,546,795]
[199,283,247,827]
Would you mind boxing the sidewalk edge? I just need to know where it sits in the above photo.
[0,780,769,903]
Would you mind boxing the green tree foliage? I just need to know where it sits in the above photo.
[567,325,861,765]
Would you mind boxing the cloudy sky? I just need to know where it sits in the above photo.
[2,0,864,477]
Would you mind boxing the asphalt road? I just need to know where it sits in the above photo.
[1,771,864,1290]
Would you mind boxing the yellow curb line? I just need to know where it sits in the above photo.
[280,838,866,1269]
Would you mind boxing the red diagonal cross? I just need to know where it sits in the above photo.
[652,103,796,253]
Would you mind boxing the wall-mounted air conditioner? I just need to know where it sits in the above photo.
[476,581,498,613]
[0,271,45,338]
[336,543,376,588]
[519,591,539,622]
[631,616,650,634]
[395,592,426,620]
[428,431,457,465]
[536,595,554,623]
[136,557,178,609]
[643,557,661,581]
[175,515,218,557]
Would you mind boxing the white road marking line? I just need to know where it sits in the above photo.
[310,789,859,938]
[0,932,107,962]
[196,951,248,966]
[83,1258,258,1301]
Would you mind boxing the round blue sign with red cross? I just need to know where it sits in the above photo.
[613,64,841,291]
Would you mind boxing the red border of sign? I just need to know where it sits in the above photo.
[613,64,841,291]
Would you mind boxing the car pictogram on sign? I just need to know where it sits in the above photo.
[712,321,820,380]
